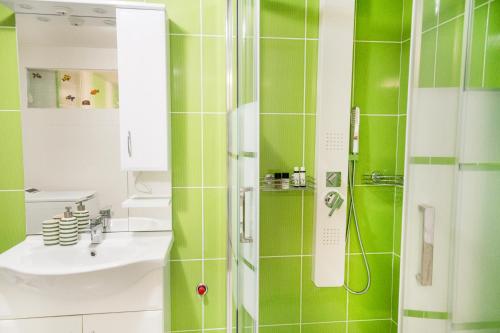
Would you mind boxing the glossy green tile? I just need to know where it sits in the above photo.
[419,29,437,87]
[355,0,403,41]
[172,114,202,186]
[422,0,438,31]
[355,116,398,185]
[149,0,200,34]
[170,260,202,331]
[0,29,20,109]
[400,41,411,114]
[203,37,226,113]
[353,42,401,115]
[402,0,413,40]
[204,188,227,259]
[392,322,398,333]
[302,323,346,333]
[0,191,25,254]
[204,260,226,329]
[348,186,395,254]
[396,116,407,175]
[261,0,305,38]
[170,35,201,113]
[305,40,318,115]
[171,188,202,260]
[475,0,490,6]
[306,0,319,39]
[202,0,226,35]
[260,191,302,256]
[439,0,465,24]
[302,190,315,255]
[260,39,305,114]
[260,325,300,333]
[260,115,303,175]
[348,320,392,333]
[260,257,301,325]
[435,16,464,87]
[394,188,404,256]
[484,0,500,89]
[348,254,393,320]
[392,255,401,323]
[0,112,24,190]
[301,256,347,323]
[0,4,15,27]
[467,5,487,88]
[203,115,227,186]
[304,115,316,177]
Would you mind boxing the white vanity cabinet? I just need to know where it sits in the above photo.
[116,8,169,171]
[83,311,163,332]
[0,316,82,333]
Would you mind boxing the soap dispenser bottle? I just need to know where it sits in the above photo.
[74,201,90,234]
[59,207,78,246]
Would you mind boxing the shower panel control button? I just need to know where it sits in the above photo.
[326,171,341,187]
[197,283,208,296]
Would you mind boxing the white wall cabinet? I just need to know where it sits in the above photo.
[0,316,82,333]
[116,8,169,171]
[83,311,163,333]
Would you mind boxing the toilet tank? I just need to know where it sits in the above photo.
[25,191,99,235]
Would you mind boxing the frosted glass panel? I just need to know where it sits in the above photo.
[27,69,118,109]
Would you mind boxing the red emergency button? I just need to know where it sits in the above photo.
[197,283,208,296]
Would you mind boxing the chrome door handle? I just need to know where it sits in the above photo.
[416,204,435,286]
[240,187,253,243]
[127,131,132,157]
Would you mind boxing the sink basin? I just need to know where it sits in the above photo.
[0,232,172,299]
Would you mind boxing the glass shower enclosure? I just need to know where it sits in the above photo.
[226,0,260,332]
[399,0,500,331]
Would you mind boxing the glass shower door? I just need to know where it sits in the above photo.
[400,0,500,331]
[227,0,260,332]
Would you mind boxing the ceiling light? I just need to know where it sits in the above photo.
[53,6,72,16]
[68,17,85,26]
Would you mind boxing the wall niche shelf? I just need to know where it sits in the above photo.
[260,176,316,192]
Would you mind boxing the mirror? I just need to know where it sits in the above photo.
[13,2,170,235]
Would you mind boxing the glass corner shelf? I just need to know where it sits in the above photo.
[259,176,316,192]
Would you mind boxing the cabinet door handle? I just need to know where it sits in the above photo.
[416,204,435,286]
[240,187,253,243]
[127,131,132,157]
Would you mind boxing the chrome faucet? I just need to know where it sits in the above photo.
[89,208,112,244]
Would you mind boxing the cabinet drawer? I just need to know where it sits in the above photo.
[83,310,163,333]
[0,316,82,333]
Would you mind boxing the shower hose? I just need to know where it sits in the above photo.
[344,159,372,295]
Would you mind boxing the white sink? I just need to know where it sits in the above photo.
[0,232,172,299]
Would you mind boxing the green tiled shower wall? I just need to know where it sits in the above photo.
[259,0,411,332]
[419,0,500,89]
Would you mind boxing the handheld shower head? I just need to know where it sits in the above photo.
[351,107,360,155]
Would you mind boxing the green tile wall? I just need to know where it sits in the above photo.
[152,0,228,332]
[259,0,411,332]
[0,4,26,254]
[468,0,500,89]
[418,0,500,89]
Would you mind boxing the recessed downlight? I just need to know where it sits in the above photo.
[103,19,115,26]
[68,17,84,26]
[93,8,107,14]
[37,16,51,22]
